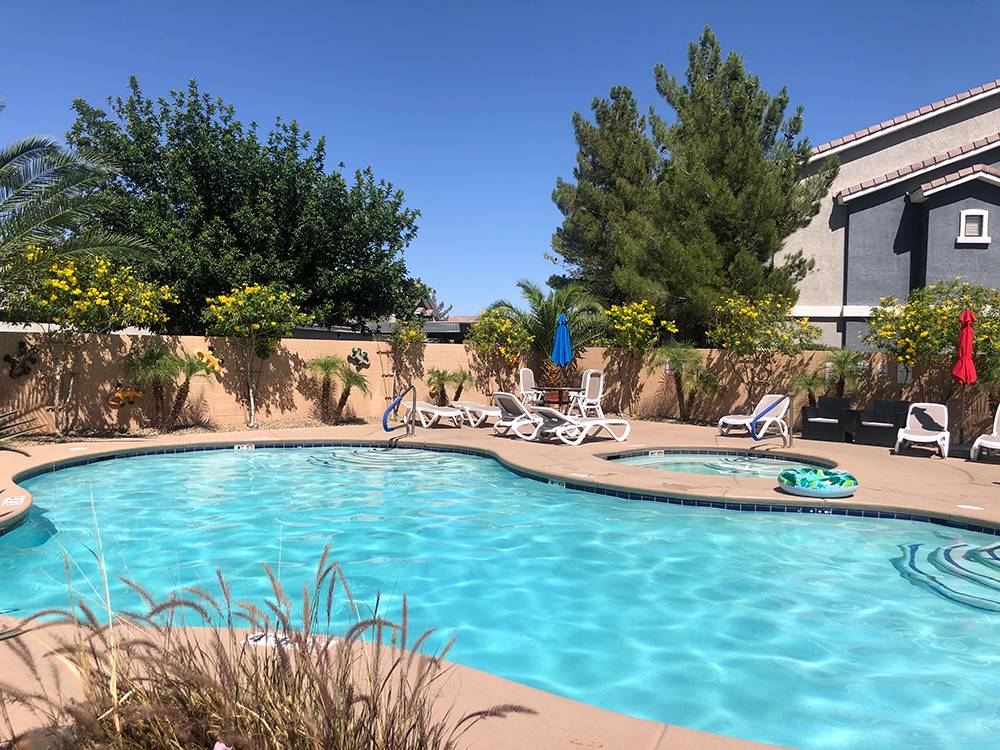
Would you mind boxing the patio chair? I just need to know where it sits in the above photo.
[492,392,545,439]
[894,402,950,458]
[568,369,605,418]
[850,399,910,447]
[971,404,1000,461]
[718,394,790,441]
[400,400,464,429]
[450,399,501,428]
[800,396,852,442]
[530,406,630,446]
[518,368,544,405]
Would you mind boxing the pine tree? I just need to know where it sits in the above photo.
[549,28,839,341]
[550,87,674,305]
[651,27,838,333]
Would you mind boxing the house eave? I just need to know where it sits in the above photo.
[809,84,1000,164]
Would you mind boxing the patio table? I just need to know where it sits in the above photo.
[539,386,576,412]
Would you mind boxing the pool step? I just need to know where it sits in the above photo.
[892,542,1000,612]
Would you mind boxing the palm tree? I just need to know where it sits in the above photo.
[789,369,828,407]
[823,348,866,398]
[426,368,452,406]
[491,280,604,382]
[167,352,215,429]
[0,104,148,302]
[653,342,701,420]
[307,355,348,424]
[450,368,475,401]
[126,347,181,428]
[335,366,371,420]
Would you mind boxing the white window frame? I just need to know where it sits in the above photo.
[958,208,990,244]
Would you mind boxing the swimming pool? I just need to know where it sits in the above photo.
[610,449,824,477]
[3,446,1000,749]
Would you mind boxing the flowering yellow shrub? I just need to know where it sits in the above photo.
[389,319,427,351]
[202,284,312,357]
[708,294,818,356]
[465,308,534,366]
[865,279,1000,366]
[602,300,677,355]
[26,255,176,331]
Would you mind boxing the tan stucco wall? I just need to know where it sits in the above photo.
[783,95,1000,317]
[0,332,990,435]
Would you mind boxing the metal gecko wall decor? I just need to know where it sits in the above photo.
[347,347,370,371]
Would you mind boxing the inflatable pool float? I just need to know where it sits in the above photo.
[777,467,859,498]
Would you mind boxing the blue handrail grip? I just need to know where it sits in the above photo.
[382,394,405,432]
[749,395,789,441]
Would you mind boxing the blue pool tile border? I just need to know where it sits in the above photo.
[13,440,1000,537]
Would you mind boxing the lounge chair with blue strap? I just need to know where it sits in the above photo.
[718,394,790,441]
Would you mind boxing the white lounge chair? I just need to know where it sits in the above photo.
[492,392,545,439]
[401,400,463,428]
[895,402,950,458]
[518,368,545,405]
[718,394,790,440]
[450,400,501,427]
[568,369,605,418]
[971,405,1000,461]
[531,406,630,446]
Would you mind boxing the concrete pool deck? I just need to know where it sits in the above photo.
[2,419,1000,748]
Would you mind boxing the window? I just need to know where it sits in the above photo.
[958,208,990,244]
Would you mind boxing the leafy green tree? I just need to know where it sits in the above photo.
[426,368,453,406]
[67,77,423,332]
[0,104,148,306]
[201,283,312,427]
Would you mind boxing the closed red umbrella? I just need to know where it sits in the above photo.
[952,309,977,385]
[952,308,977,446]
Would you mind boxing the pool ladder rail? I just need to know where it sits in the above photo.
[381,383,417,448]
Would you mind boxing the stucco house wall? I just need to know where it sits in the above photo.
[924,180,1000,287]
[783,86,1000,345]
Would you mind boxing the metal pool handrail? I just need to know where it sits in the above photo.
[382,383,417,439]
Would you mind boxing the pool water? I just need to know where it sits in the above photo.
[3,447,1000,750]
[614,450,821,478]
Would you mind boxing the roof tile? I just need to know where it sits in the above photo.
[814,78,1000,155]
[834,132,1000,200]
[916,163,1000,193]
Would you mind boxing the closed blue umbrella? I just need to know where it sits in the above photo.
[551,313,573,368]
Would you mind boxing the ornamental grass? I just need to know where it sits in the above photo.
[0,546,533,749]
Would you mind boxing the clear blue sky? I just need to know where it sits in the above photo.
[3,0,998,314]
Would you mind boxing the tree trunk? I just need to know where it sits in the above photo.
[336,386,352,420]
[319,376,332,423]
[152,383,165,428]
[673,370,686,421]
[454,383,464,401]
[168,376,192,429]
[245,346,257,428]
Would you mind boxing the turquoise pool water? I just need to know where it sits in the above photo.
[3,447,1000,749]
[613,450,821,478]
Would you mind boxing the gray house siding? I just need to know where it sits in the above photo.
[924,180,1000,288]
[844,183,918,306]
